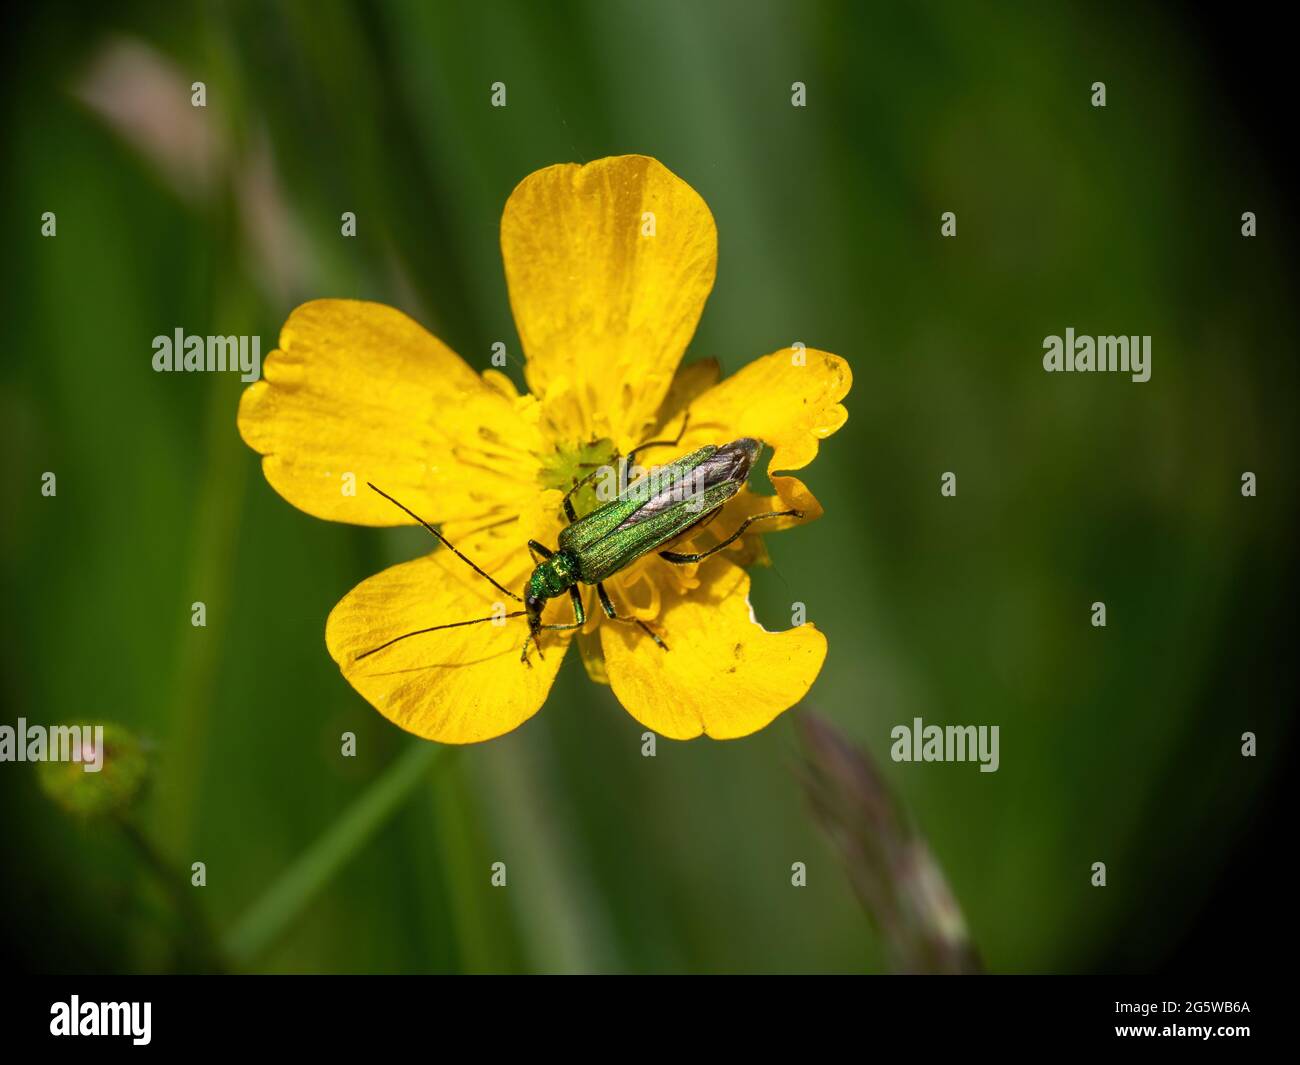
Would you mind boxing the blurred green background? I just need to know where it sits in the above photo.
[2,0,1294,974]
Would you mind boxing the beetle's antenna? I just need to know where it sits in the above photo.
[367,483,523,602]
[355,610,527,660]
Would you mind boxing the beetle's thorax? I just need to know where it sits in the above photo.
[524,550,578,626]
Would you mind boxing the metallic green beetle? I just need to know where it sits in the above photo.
[360,434,800,664]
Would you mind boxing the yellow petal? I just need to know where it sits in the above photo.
[324,521,574,744]
[684,347,851,474]
[575,627,610,686]
[748,471,822,516]
[501,155,718,448]
[600,556,826,740]
[238,299,543,526]
[654,357,721,427]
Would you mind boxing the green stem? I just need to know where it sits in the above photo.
[118,817,227,973]
[224,742,447,966]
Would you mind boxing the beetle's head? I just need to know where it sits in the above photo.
[524,552,576,629]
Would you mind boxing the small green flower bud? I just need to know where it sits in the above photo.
[37,723,149,820]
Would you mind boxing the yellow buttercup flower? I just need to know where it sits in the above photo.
[238,155,850,743]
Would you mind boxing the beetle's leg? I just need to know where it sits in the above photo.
[562,466,608,522]
[541,585,586,632]
[596,582,669,651]
[521,630,544,665]
[659,509,803,564]
[528,539,554,563]
[572,411,689,474]
[625,410,691,467]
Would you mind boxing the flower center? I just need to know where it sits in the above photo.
[537,437,620,517]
